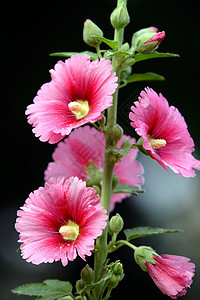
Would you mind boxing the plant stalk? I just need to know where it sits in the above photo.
[93,0,127,297]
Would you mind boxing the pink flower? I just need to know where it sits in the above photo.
[26,54,118,144]
[44,126,144,211]
[129,87,200,177]
[15,176,107,266]
[146,254,195,299]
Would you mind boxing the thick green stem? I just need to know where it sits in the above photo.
[93,0,127,296]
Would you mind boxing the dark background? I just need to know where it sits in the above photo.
[1,0,200,299]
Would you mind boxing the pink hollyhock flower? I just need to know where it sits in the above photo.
[15,176,107,266]
[129,87,200,177]
[146,254,195,299]
[44,126,144,211]
[26,54,118,144]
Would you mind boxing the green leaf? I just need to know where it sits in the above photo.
[126,72,165,84]
[133,51,180,64]
[12,280,73,300]
[91,36,118,50]
[113,183,144,195]
[50,51,98,60]
[124,226,183,241]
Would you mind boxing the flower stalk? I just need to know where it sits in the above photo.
[93,0,127,294]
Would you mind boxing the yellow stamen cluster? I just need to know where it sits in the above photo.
[149,138,166,150]
[68,100,89,120]
[59,220,79,241]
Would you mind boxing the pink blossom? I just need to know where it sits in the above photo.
[146,254,195,299]
[26,54,118,144]
[129,87,200,177]
[44,125,144,211]
[15,176,107,266]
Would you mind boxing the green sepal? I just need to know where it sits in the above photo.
[50,51,98,60]
[124,226,183,241]
[91,36,118,50]
[84,160,103,187]
[12,279,73,300]
[133,51,180,64]
[113,183,144,195]
[126,72,165,84]
[134,246,157,272]
[105,141,132,162]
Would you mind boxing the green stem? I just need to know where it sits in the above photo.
[116,240,138,251]
[93,0,127,298]
[96,45,102,59]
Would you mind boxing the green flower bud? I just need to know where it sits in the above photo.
[120,58,135,69]
[109,213,124,234]
[83,19,103,48]
[113,261,123,276]
[121,138,131,149]
[76,279,85,294]
[107,261,124,288]
[80,264,94,284]
[134,246,158,272]
[121,42,130,52]
[119,67,132,81]
[110,3,130,30]
[112,174,119,190]
[111,124,124,143]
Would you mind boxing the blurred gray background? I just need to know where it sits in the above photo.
[1,0,200,299]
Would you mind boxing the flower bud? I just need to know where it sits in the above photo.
[110,3,130,30]
[121,138,131,149]
[76,279,85,293]
[109,213,124,234]
[134,246,158,272]
[120,42,130,52]
[119,67,132,81]
[83,19,103,48]
[132,27,165,53]
[111,124,124,143]
[107,261,124,288]
[80,264,94,284]
[112,174,119,190]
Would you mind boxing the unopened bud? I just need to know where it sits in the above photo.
[81,264,94,284]
[83,19,103,48]
[111,124,123,143]
[121,58,135,68]
[119,67,132,81]
[112,174,119,190]
[110,3,130,30]
[121,138,131,149]
[132,26,165,54]
[121,42,130,52]
[76,279,85,294]
[134,246,158,272]
[109,213,124,234]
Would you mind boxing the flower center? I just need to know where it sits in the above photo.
[68,100,89,120]
[149,138,166,149]
[59,220,79,241]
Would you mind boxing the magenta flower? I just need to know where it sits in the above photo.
[146,254,195,299]
[44,126,144,211]
[129,87,200,177]
[15,176,107,266]
[26,54,118,144]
